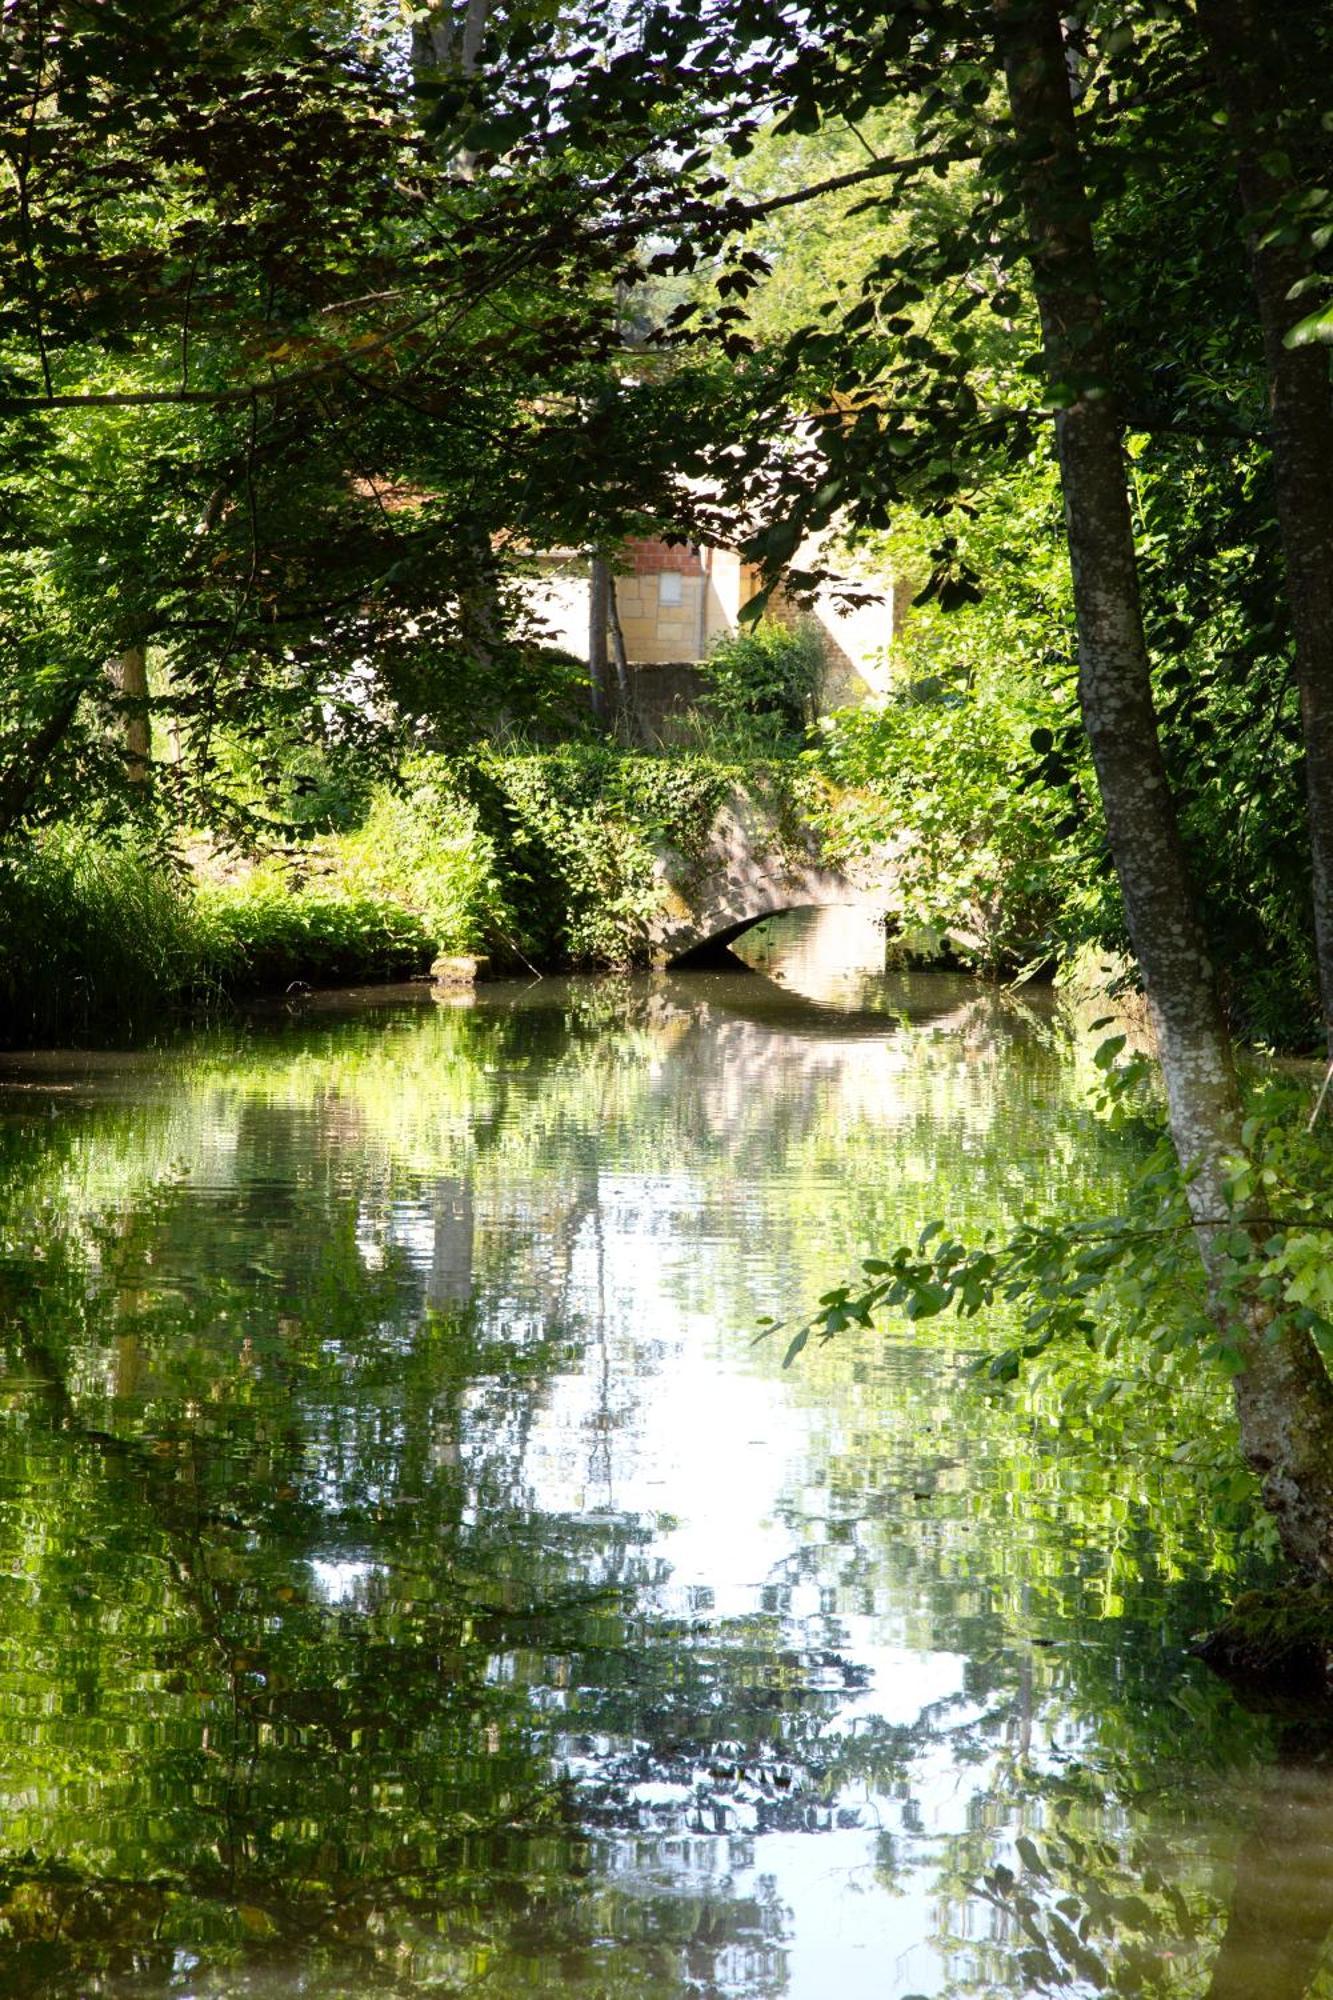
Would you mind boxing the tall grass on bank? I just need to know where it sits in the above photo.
[0,830,212,1045]
[197,869,433,996]
[0,831,440,1048]
[0,771,503,1044]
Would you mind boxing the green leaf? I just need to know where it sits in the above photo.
[1285,300,1333,347]
[783,1326,811,1368]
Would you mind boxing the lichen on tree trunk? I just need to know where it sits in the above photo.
[589,555,612,722]
[607,575,635,736]
[116,643,151,786]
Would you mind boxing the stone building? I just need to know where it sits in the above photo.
[526,535,895,735]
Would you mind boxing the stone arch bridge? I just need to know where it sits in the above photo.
[646,784,896,967]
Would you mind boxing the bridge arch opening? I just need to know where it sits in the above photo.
[668,912,788,969]
[666,901,873,970]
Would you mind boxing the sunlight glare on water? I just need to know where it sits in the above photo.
[0,908,1324,1998]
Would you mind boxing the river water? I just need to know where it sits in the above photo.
[0,911,1329,1998]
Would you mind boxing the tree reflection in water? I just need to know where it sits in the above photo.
[1203,1723,1333,2000]
[952,1715,1333,2000]
[0,949,1324,1997]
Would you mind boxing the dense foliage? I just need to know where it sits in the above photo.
[0,748,762,1042]
[700,617,825,750]
[0,0,755,848]
[5,0,1333,1044]
[809,438,1325,1041]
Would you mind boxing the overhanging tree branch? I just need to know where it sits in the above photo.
[737,149,972,221]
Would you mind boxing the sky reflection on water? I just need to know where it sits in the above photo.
[0,911,1322,1997]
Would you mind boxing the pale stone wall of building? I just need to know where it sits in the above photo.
[524,554,592,659]
[773,536,895,705]
[612,540,751,664]
[612,573,718,664]
[805,585,895,703]
[522,543,754,667]
[520,539,893,707]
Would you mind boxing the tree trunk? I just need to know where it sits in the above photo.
[410,11,507,653]
[994,0,1333,1571]
[411,11,456,74]
[459,0,491,76]
[607,575,635,737]
[413,0,493,78]
[456,528,503,669]
[411,0,494,176]
[589,555,612,722]
[1195,0,1333,1052]
[116,642,151,785]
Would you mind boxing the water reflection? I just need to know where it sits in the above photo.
[732,905,891,1009]
[1203,1721,1333,2000]
[0,916,1320,1996]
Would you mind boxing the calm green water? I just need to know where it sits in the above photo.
[0,911,1330,1999]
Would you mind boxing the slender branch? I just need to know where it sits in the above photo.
[0,148,971,419]
[843,118,882,164]
[738,149,970,222]
[317,288,412,316]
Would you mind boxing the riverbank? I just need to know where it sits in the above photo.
[5,719,1325,1054]
[0,747,774,1047]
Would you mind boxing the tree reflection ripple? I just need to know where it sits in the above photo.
[0,932,1320,1997]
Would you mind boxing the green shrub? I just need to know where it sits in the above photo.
[466,745,734,967]
[332,764,501,955]
[192,762,504,990]
[0,745,773,1044]
[816,682,1071,977]
[196,867,433,992]
[0,825,446,1046]
[699,618,824,749]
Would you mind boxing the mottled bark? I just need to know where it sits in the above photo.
[116,642,151,784]
[412,0,492,80]
[457,542,502,668]
[411,0,494,176]
[458,0,492,78]
[410,10,507,654]
[1196,0,1333,1051]
[995,0,1333,1571]
[411,12,456,74]
[607,574,635,732]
